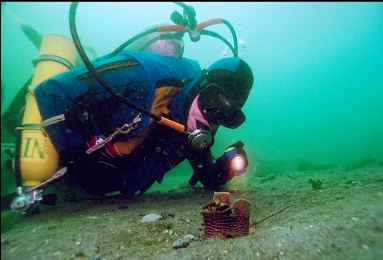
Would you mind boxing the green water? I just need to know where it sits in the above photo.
[1,2,382,193]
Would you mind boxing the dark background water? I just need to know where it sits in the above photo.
[1,2,383,175]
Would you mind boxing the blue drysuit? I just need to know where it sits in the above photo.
[34,50,228,195]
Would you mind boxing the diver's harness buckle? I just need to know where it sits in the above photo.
[86,113,142,154]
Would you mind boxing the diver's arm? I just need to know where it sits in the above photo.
[187,141,248,188]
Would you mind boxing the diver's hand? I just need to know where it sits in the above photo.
[66,151,123,196]
[191,141,248,188]
[226,140,244,150]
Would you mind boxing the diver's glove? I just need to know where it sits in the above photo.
[59,136,124,196]
[189,141,248,188]
[64,134,124,196]
[66,150,124,196]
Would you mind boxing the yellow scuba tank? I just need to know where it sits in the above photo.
[17,34,76,187]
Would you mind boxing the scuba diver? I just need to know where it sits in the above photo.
[33,50,254,196]
[3,3,254,213]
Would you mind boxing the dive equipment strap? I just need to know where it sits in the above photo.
[32,54,75,70]
[15,124,41,131]
[42,114,65,127]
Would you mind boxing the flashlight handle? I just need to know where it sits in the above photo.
[158,117,185,133]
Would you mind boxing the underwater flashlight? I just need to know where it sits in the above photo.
[224,146,247,176]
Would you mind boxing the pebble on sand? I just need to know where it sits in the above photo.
[141,213,163,223]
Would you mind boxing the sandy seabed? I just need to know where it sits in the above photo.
[1,164,383,260]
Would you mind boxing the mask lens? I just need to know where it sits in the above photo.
[199,83,245,129]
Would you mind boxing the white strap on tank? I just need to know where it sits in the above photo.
[42,114,65,127]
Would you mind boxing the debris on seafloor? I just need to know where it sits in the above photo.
[140,213,162,223]
[172,234,195,250]
[308,178,323,190]
[201,192,251,238]
[172,238,190,249]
